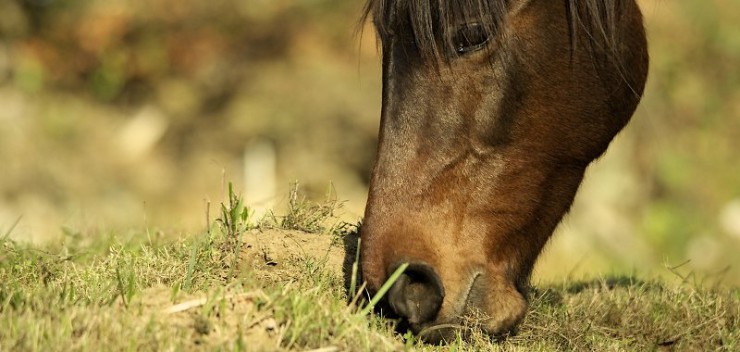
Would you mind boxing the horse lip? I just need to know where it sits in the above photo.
[414,272,484,343]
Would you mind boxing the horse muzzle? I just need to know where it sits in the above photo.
[381,260,528,343]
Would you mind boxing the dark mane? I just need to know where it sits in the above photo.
[361,0,632,63]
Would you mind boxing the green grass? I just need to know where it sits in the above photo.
[1,190,738,351]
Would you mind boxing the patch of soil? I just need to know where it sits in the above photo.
[144,229,360,350]
[241,229,347,278]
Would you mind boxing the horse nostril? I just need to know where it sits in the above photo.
[387,262,445,326]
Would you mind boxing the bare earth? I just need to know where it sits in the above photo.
[147,229,359,351]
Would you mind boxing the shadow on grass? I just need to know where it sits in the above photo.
[529,275,665,310]
[338,222,361,295]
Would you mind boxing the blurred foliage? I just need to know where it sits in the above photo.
[0,0,380,236]
[632,0,740,265]
[1,0,360,100]
[0,0,738,282]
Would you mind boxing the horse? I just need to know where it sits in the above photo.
[358,0,649,342]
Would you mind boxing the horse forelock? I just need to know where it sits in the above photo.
[361,0,635,68]
[361,0,507,61]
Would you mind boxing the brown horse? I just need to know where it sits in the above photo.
[359,0,649,342]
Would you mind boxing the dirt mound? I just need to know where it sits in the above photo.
[241,228,355,280]
[150,228,363,350]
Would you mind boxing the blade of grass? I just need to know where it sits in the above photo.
[349,238,361,301]
[115,265,129,308]
[184,242,198,291]
[360,262,408,316]
[1,215,22,241]
[349,282,367,309]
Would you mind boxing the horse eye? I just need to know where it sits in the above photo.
[453,23,490,54]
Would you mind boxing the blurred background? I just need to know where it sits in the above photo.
[0,0,738,284]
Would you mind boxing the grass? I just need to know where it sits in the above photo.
[1,188,738,351]
[268,182,345,234]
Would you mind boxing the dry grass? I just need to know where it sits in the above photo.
[1,191,737,351]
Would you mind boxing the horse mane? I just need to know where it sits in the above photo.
[361,0,632,63]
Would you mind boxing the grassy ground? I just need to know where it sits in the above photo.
[1,189,738,351]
